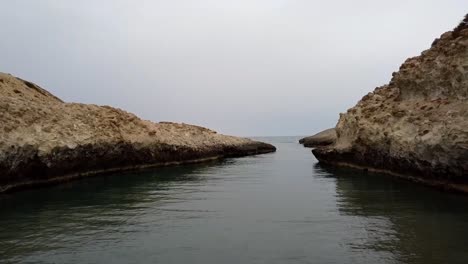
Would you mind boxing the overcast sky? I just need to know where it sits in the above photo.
[1,1,465,136]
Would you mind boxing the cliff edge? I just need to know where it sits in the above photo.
[0,73,276,193]
[312,15,468,192]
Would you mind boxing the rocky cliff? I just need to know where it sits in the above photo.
[312,15,468,192]
[0,73,275,193]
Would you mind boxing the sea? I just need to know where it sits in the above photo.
[1,136,468,264]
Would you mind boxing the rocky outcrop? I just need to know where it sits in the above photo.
[312,15,468,192]
[299,128,336,147]
[0,73,275,193]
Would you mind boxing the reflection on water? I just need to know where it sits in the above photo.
[0,164,216,262]
[1,137,468,264]
[316,164,468,264]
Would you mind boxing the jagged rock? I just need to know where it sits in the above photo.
[312,15,468,192]
[299,128,336,147]
[0,73,276,193]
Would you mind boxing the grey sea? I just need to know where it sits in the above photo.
[1,136,468,264]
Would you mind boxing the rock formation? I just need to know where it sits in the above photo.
[0,73,276,193]
[312,15,468,192]
[299,128,336,147]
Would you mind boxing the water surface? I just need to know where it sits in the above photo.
[1,137,468,264]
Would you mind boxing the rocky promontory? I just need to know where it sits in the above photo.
[312,15,468,192]
[0,73,275,193]
[299,128,336,147]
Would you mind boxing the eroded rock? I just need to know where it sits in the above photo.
[312,15,468,192]
[299,128,336,147]
[0,73,276,193]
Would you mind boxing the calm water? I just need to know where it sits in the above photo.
[1,136,468,264]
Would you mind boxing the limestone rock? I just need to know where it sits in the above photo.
[312,15,468,192]
[299,128,336,147]
[0,73,276,193]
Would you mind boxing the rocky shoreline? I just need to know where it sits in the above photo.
[309,15,468,192]
[312,148,468,193]
[299,128,336,147]
[0,73,275,193]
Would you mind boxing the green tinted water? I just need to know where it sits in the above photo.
[1,137,468,264]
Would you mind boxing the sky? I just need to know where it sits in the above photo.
[1,1,465,136]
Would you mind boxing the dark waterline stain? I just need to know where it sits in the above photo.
[1,136,468,264]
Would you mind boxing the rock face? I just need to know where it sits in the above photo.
[313,16,468,192]
[0,73,276,193]
[299,128,336,147]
